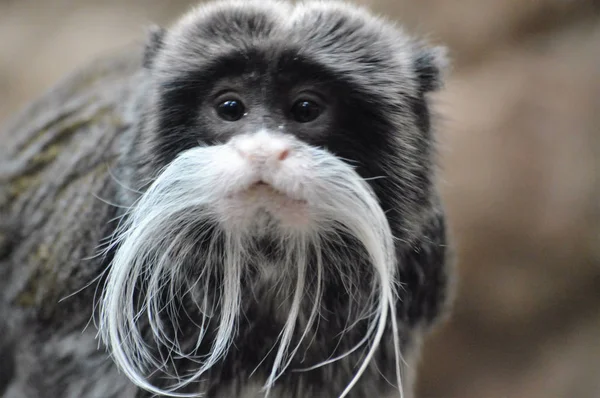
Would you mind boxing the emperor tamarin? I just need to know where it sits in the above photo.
[0,1,453,397]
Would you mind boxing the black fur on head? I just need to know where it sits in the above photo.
[104,1,452,397]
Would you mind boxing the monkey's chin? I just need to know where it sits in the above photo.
[219,182,311,232]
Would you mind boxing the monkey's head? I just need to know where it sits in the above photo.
[100,1,448,397]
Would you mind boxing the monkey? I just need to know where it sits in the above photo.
[0,1,453,397]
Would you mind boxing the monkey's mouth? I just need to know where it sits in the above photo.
[216,180,310,228]
[246,181,306,205]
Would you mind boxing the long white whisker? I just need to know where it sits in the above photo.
[99,141,404,398]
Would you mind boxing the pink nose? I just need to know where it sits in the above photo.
[232,132,291,164]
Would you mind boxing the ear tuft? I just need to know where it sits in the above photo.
[143,25,166,69]
[414,45,449,94]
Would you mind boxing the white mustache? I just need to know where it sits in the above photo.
[98,134,404,398]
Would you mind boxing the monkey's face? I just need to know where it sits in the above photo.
[147,48,372,234]
[159,65,343,232]
[100,1,447,396]
[140,0,447,239]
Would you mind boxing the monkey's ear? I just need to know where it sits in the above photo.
[414,45,449,94]
[143,25,166,69]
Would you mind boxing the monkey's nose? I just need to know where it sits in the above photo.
[232,131,291,165]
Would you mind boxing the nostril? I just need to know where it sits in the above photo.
[235,147,253,161]
[278,149,290,161]
[235,147,245,158]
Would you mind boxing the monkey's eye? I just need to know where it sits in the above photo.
[291,100,321,123]
[216,99,246,121]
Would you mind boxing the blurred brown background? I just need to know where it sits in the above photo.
[1,0,599,397]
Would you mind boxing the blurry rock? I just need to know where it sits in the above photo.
[415,13,600,398]
[0,0,196,124]
[365,0,600,68]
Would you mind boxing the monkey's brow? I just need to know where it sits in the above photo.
[167,48,345,89]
